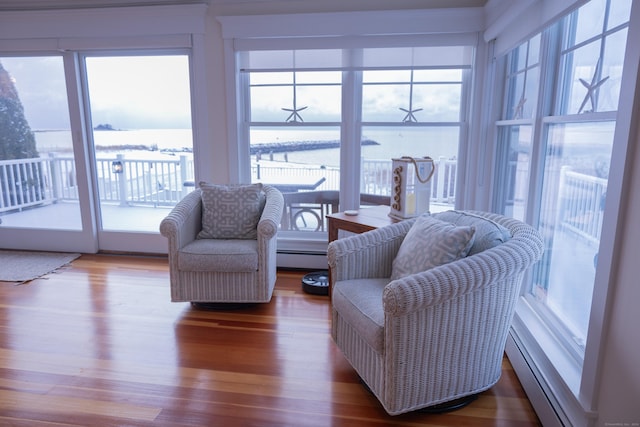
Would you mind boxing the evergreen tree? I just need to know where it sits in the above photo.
[0,61,42,206]
[0,61,39,160]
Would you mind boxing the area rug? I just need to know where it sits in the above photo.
[0,250,81,283]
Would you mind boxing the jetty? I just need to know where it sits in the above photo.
[250,139,378,155]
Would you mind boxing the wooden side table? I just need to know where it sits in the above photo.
[327,205,397,243]
[326,205,398,294]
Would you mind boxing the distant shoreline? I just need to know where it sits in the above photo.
[119,139,380,155]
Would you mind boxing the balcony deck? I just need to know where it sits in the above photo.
[0,202,171,233]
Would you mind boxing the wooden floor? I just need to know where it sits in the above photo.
[0,254,540,426]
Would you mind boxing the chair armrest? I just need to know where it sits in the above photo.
[328,220,414,283]
[382,222,544,316]
[159,189,202,250]
[257,185,284,240]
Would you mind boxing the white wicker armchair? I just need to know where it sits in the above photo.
[328,211,543,415]
[160,184,283,305]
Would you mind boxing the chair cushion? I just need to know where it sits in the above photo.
[332,278,389,353]
[390,214,476,280]
[434,210,511,255]
[197,182,265,240]
[178,239,258,272]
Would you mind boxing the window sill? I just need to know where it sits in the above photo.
[509,297,598,427]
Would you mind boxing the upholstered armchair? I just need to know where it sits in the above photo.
[160,183,284,305]
[328,210,543,415]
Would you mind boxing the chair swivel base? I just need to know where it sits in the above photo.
[418,394,479,413]
[359,376,478,414]
[190,301,257,310]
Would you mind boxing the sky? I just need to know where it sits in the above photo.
[1,55,193,131]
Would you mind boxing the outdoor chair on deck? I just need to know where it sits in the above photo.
[328,210,543,415]
[282,190,390,231]
[160,182,284,306]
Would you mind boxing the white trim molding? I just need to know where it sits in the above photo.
[218,8,484,40]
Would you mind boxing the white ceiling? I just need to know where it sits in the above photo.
[0,0,203,10]
[0,0,487,11]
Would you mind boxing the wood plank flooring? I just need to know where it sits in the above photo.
[0,254,540,426]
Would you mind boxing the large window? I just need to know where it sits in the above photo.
[495,0,631,413]
[0,56,82,230]
[239,44,473,236]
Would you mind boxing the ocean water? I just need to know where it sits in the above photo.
[34,129,193,160]
[34,127,460,166]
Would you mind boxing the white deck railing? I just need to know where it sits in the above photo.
[1,154,604,240]
[2,154,459,213]
[252,156,458,204]
[0,154,194,212]
[557,166,607,244]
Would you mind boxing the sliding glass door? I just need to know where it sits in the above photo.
[83,54,194,236]
[0,52,195,254]
[0,56,83,231]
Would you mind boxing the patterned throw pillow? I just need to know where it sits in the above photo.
[433,210,511,255]
[390,214,476,280]
[197,182,265,240]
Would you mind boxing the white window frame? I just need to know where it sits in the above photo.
[231,45,475,261]
[218,10,485,267]
[493,2,639,426]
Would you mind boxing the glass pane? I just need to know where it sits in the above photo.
[360,126,459,212]
[413,69,462,82]
[296,85,341,122]
[531,122,613,349]
[505,69,539,120]
[413,84,461,122]
[363,70,411,83]
[514,40,529,71]
[363,69,462,123]
[523,67,540,118]
[85,55,194,232]
[250,71,341,122]
[599,28,628,112]
[362,83,411,122]
[250,126,339,232]
[572,0,606,46]
[295,71,341,84]
[528,34,541,66]
[0,56,81,230]
[608,0,632,30]
[557,41,603,115]
[249,72,292,85]
[496,126,532,221]
[558,0,631,116]
[503,33,541,121]
[558,22,629,116]
[250,85,294,122]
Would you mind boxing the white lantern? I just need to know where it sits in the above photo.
[389,156,435,220]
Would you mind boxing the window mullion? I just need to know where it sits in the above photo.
[339,64,362,211]
[526,25,560,226]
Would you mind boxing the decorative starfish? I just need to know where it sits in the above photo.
[282,71,307,122]
[282,105,307,122]
[399,107,423,123]
[399,70,422,123]
[577,58,610,114]
[513,95,526,120]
